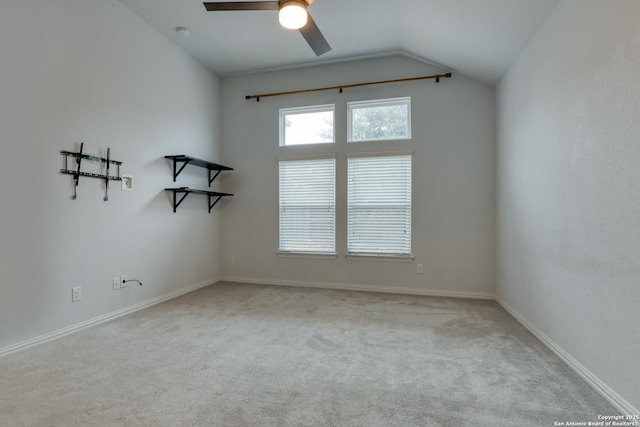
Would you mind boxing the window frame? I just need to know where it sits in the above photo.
[279,104,336,147]
[347,97,412,143]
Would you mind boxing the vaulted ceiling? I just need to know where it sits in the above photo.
[119,0,560,85]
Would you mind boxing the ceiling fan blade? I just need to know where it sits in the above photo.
[299,14,331,56]
[203,2,278,11]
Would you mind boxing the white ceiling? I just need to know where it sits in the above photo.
[118,0,560,85]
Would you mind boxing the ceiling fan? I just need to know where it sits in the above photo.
[203,1,331,56]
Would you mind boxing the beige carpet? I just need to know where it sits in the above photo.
[0,282,615,426]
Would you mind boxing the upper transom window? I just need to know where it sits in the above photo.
[279,104,335,146]
[348,97,411,142]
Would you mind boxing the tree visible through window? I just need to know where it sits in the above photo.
[348,97,411,142]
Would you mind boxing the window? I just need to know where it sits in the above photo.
[348,97,411,142]
[279,104,335,146]
[347,153,412,256]
[279,158,335,253]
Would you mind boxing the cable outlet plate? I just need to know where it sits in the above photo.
[120,275,128,288]
[121,175,133,191]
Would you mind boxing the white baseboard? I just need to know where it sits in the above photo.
[0,278,219,358]
[496,297,639,416]
[221,276,495,300]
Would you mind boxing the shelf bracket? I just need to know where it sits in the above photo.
[208,194,223,213]
[172,159,191,182]
[208,169,221,186]
[171,189,191,213]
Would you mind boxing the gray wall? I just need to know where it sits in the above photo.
[220,55,495,296]
[0,0,222,351]
[496,0,640,412]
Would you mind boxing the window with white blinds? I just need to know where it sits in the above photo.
[347,154,412,256]
[279,158,336,253]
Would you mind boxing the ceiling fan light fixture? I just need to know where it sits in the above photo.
[279,0,308,30]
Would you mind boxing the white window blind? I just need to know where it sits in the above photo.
[348,154,412,255]
[279,158,335,253]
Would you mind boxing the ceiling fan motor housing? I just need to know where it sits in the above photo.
[279,0,309,30]
[280,0,313,5]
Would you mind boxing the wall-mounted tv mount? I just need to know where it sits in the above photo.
[60,143,122,200]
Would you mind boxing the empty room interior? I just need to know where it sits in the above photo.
[1,0,638,425]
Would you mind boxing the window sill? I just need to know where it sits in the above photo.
[346,253,414,263]
[277,251,338,260]
[276,252,414,262]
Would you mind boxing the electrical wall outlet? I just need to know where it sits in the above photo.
[120,275,128,288]
[417,263,424,274]
[72,286,82,302]
[229,256,235,264]
[112,277,121,290]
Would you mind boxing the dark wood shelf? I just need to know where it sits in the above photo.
[165,187,233,213]
[165,155,233,185]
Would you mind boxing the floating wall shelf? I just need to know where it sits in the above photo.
[164,187,233,213]
[165,155,233,186]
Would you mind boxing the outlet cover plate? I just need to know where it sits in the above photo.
[121,175,133,191]
[72,286,82,302]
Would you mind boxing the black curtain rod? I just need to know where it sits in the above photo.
[245,72,452,101]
